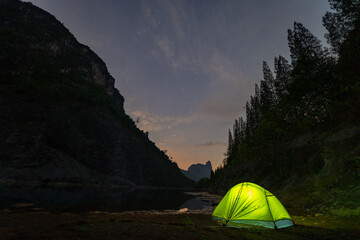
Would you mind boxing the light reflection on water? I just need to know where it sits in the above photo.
[0,185,212,213]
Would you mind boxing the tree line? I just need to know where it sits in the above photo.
[219,0,360,172]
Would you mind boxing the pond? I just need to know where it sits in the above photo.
[0,185,213,213]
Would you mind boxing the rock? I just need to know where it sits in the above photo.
[182,161,212,181]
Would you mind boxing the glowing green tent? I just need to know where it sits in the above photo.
[212,182,293,229]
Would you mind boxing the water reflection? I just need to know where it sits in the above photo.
[0,185,211,213]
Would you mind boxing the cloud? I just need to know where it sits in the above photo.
[154,35,174,60]
[195,141,226,147]
[147,13,256,119]
[131,110,194,132]
[140,1,263,120]
[141,0,204,72]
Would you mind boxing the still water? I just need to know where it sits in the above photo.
[0,185,212,213]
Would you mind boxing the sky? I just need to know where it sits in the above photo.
[27,0,331,170]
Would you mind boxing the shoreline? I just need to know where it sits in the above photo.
[0,179,200,191]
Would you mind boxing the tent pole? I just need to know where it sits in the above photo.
[227,183,244,222]
[264,189,276,229]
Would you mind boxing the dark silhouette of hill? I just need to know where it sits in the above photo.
[181,161,212,181]
[0,0,191,187]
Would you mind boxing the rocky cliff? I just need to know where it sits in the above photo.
[0,0,190,187]
[181,161,212,181]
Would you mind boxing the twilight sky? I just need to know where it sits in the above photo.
[28,0,331,170]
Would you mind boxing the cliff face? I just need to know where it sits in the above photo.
[0,0,190,187]
[0,0,123,106]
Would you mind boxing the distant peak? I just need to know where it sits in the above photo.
[182,161,212,181]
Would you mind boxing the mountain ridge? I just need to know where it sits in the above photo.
[181,161,212,181]
[0,0,191,187]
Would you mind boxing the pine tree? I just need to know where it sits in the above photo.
[323,11,351,53]
[263,61,275,93]
[233,119,240,146]
[287,22,337,122]
[245,101,252,140]
[253,84,261,122]
[274,55,291,99]
[255,83,261,99]
[337,9,360,86]
[250,95,260,135]
[260,62,275,115]
[288,22,324,63]
[260,80,272,115]
[238,117,246,143]
[225,129,234,157]
[322,0,360,53]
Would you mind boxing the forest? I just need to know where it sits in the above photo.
[212,0,360,179]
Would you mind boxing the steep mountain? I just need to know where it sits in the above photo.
[0,0,190,187]
[181,161,212,181]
